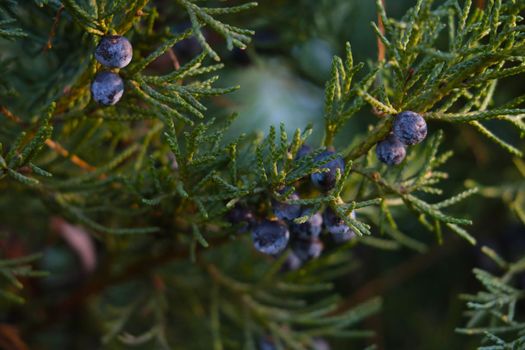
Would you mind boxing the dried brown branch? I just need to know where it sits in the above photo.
[377,0,386,62]
[44,139,96,172]
[44,5,65,52]
[1,105,96,172]
[0,106,23,125]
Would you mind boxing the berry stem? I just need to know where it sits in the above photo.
[344,117,393,161]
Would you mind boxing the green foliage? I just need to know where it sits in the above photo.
[335,0,525,158]
[175,0,257,61]
[315,0,525,248]
[457,248,525,349]
[0,253,48,304]
[466,158,525,226]
[0,0,524,348]
[0,17,26,40]
[0,103,54,186]
[99,247,380,348]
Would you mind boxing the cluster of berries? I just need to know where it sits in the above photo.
[228,146,356,270]
[375,111,427,165]
[90,35,133,106]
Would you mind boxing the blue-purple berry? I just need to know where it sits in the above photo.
[323,207,356,243]
[226,203,254,224]
[272,191,301,221]
[95,36,133,69]
[289,212,323,240]
[376,134,407,166]
[310,150,345,191]
[258,337,276,350]
[312,338,330,350]
[252,220,290,255]
[226,203,254,233]
[90,72,124,106]
[393,111,427,146]
[291,238,324,262]
[282,251,303,272]
[295,144,312,160]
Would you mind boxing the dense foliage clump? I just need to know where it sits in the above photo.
[0,0,524,349]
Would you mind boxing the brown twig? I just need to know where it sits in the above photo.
[1,105,96,172]
[44,5,65,52]
[167,48,181,71]
[476,0,485,9]
[0,324,29,350]
[44,139,96,171]
[377,0,386,62]
[0,106,24,125]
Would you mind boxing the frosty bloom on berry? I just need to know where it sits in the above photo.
[95,36,133,69]
[252,219,290,255]
[291,238,323,262]
[323,206,356,243]
[393,111,427,145]
[90,72,124,106]
[272,189,302,221]
[289,212,323,240]
[310,150,345,191]
[376,134,407,166]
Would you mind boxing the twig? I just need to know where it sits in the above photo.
[0,106,24,125]
[0,324,29,350]
[377,0,386,62]
[44,139,96,172]
[167,48,181,71]
[44,5,65,52]
[344,118,393,161]
[0,105,96,172]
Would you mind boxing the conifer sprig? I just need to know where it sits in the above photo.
[0,4,27,40]
[328,0,525,161]
[175,0,257,61]
[0,253,48,304]
[457,250,525,348]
